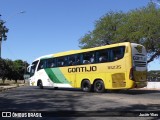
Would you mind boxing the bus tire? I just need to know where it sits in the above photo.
[81,80,92,92]
[38,80,43,89]
[94,80,105,93]
[54,87,58,90]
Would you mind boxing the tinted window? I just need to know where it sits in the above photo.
[37,60,46,71]
[57,56,68,67]
[110,46,125,62]
[46,58,56,68]
[39,46,125,68]
[68,55,76,66]
[97,49,109,63]
[82,52,95,64]
[75,54,81,65]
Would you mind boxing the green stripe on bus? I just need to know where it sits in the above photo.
[45,68,61,83]
[51,68,69,84]
[45,68,69,84]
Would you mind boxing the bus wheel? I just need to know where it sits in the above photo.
[54,87,58,90]
[81,80,92,92]
[94,80,105,93]
[38,80,43,89]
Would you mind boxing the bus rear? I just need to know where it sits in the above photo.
[130,43,147,88]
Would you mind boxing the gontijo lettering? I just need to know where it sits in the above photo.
[133,56,146,61]
[68,66,97,73]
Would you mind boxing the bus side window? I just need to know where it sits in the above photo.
[37,60,46,71]
[68,55,76,66]
[111,46,125,61]
[81,52,95,64]
[89,53,95,63]
[47,58,55,68]
[75,54,81,65]
[57,57,68,67]
[82,53,91,64]
[57,58,62,67]
[97,50,108,63]
[63,56,68,66]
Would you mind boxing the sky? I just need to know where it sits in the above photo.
[0,0,159,71]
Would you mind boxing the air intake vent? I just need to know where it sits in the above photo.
[134,61,146,67]
[112,73,126,88]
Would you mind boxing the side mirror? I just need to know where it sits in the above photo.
[27,65,32,73]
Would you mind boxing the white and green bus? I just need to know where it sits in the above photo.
[27,42,147,92]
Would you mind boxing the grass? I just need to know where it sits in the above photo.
[0,83,10,86]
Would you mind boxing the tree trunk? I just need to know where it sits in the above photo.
[147,50,160,64]
[2,79,5,84]
[0,40,2,59]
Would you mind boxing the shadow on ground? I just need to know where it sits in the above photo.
[0,86,159,120]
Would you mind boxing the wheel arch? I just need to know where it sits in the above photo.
[81,78,93,92]
[81,78,91,87]
[37,79,42,86]
[93,78,104,86]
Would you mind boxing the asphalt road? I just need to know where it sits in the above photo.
[0,86,160,120]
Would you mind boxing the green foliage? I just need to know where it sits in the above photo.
[0,16,9,59]
[0,58,29,82]
[0,19,8,41]
[147,70,160,81]
[79,12,126,48]
[79,2,160,63]
[0,59,8,80]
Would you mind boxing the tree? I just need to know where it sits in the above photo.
[0,58,29,83]
[5,59,14,80]
[79,12,126,48]
[79,2,160,63]
[12,60,27,83]
[147,70,160,81]
[0,58,8,83]
[0,16,9,58]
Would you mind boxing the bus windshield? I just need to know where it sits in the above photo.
[30,61,39,77]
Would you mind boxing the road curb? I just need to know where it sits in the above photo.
[0,84,26,92]
[136,88,160,91]
[0,86,17,92]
